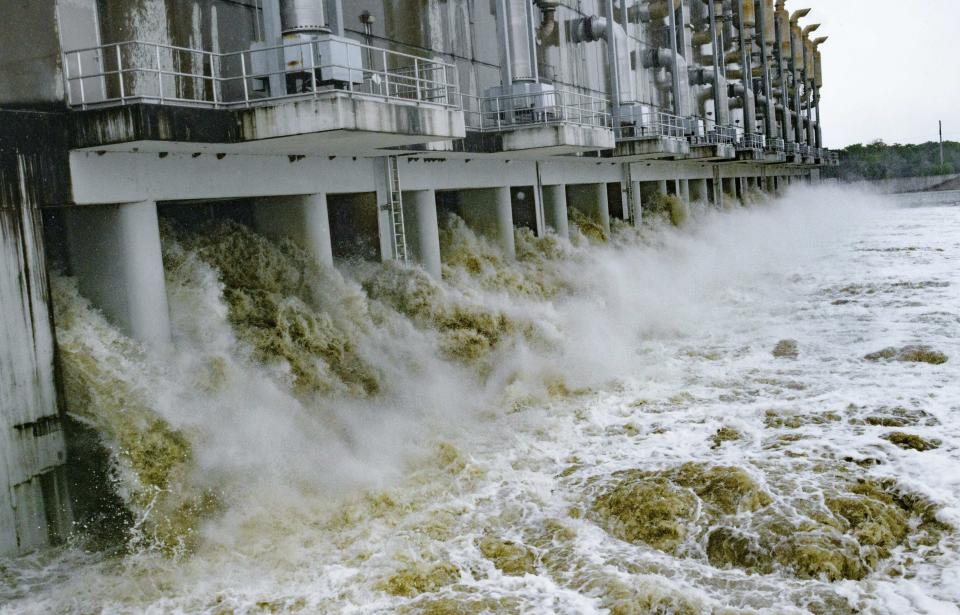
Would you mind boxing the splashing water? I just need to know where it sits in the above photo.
[2,186,959,614]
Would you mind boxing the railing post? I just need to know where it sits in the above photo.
[116,44,125,102]
[156,45,164,104]
[76,51,87,109]
[414,58,421,101]
[61,52,72,106]
[240,52,250,107]
[382,50,390,98]
[307,41,317,99]
[210,51,219,107]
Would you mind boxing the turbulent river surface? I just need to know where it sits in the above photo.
[1,186,959,615]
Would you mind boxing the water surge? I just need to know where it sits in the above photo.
[2,186,959,614]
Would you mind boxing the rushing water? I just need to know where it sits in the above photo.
[1,186,958,615]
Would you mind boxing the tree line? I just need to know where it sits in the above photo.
[833,140,960,181]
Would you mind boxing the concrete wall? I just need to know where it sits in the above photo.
[0,112,73,556]
[0,1,64,105]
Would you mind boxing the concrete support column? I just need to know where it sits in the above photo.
[679,179,690,204]
[64,201,171,348]
[689,178,708,203]
[657,179,669,196]
[629,180,643,226]
[566,183,611,238]
[461,187,516,258]
[722,178,735,203]
[253,193,333,268]
[402,189,442,279]
[542,184,569,238]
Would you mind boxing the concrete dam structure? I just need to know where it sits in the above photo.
[0,0,834,556]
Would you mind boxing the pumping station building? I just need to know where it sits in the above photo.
[0,0,833,555]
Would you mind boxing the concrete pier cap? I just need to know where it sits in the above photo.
[64,201,171,348]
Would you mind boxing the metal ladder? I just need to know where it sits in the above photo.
[385,156,408,262]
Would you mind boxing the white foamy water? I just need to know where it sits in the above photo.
[1,186,958,614]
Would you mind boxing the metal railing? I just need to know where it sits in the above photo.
[619,111,687,140]
[825,151,839,165]
[461,88,610,132]
[62,39,460,110]
[766,137,785,152]
[740,133,765,150]
[798,144,812,157]
[784,141,799,156]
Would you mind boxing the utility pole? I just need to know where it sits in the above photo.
[940,120,945,167]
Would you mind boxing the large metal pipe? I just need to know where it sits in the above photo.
[736,0,757,135]
[644,46,691,116]
[803,35,817,146]
[580,13,637,104]
[755,0,777,138]
[789,21,804,143]
[707,0,728,125]
[280,0,328,34]
[773,1,794,142]
[788,8,810,144]
[813,36,827,148]
[667,0,683,116]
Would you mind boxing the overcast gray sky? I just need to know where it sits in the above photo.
[799,0,960,148]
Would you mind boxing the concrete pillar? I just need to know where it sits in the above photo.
[689,178,707,203]
[657,179,669,196]
[566,183,611,238]
[402,189,442,279]
[64,201,170,348]
[542,184,569,238]
[253,193,333,268]
[722,178,734,199]
[629,180,643,226]
[679,179,690,204]
[461,187,515,258]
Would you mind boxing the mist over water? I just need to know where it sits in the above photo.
[2,187,959,614]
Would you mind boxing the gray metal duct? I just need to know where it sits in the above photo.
[579,14,638,103]
[773,1,794,142]
[667,0,683,116]
[755,0,777,139]
[735,0,757,135]
[643,46,692,117]
[788,21,805,144]
[706,0,729,125]
[690,65,730,124]
[280,0,328,34]
[496,0,538,83]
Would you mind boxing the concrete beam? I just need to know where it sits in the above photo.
[64,201,171,347]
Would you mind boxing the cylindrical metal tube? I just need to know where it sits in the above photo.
[755,0,776,138]
[773,2,794,142]
[737,0,757,134]
[280,0,327,34]
[667,0,682,115]
[508,0,537,81]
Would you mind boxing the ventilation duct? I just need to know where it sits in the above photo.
[280,0,328,34]
[577,15,638,104]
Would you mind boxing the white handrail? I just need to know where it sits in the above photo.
[62,38,460,111]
